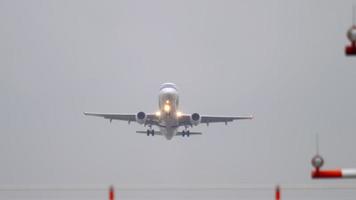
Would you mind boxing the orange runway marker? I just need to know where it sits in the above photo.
[275,185,281,200]
[109,186,115,200]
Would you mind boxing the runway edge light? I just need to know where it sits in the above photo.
[275,185,281,200]
[109,185,115,200]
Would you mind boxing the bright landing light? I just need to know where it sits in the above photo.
[164,104,171,112]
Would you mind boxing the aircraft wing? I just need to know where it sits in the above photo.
[83,112,159,125]
[179,114,253,126]
[200,116,253,124]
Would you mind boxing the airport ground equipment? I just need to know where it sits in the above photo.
[109,185,115,200]
[275,185,281,200]
[311,135,356,179]
[311,153,356,178]
[345,6,356,55]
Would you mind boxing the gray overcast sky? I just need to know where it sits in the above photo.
[1,0,356,199]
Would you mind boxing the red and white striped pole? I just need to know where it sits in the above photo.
[109,185,115,200]
[312,168,356,179]
[275,185,281,200]
[311,154,356,179]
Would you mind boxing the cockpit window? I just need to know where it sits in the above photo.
[160,83,178,90]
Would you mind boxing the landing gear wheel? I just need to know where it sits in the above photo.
[182,130,189,137]
[147,129,154,136]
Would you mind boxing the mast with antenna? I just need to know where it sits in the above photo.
[353,5,355,26]
[311,134,324,171]
[315,134,319,155]
[311,134,356,179]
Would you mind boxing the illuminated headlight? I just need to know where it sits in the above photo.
[176,111,182,117]
[164,104,171,112]
[155,111,161,116]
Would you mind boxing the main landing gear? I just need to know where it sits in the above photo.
[182,130,190,137]
[146,129,155,136]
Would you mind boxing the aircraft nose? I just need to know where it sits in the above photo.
[165,134,174,140]
[161,87,177,95]
[160,88,178,101]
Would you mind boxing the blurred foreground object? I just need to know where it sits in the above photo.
[109,185,115,200]
[275,185,281,200]
[345,26,356,55]
[345,6,356,55]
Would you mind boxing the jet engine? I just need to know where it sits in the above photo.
[136,111,147,124]
[190,113,201,125]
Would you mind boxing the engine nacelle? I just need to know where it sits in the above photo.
[190,113,201,126]
[136,111,147,124]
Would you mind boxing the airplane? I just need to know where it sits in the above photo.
[84,83,253,140]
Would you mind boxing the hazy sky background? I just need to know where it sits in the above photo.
[1,0,356,199]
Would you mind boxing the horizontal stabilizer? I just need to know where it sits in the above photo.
[136,131,162,135]
[136,131,202,136]
[176,131,202,136]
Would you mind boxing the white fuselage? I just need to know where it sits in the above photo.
[84,82,252,140]
[158,84,179,140]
